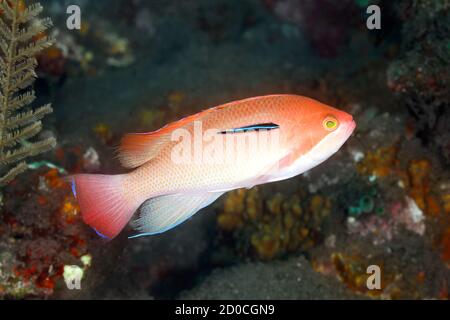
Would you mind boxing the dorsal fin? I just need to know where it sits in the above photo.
[118,107,219,168]
[118,131,171,168]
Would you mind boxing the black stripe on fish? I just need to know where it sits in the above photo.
[218,123,279,134]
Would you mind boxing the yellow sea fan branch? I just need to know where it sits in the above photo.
[0,56,6,69]
[18,3,43,24]
[1,121,43,148]
[13,36,53,63]
[0,161,27,186]
[7,90,36,111]
[1,137,56,165]
[0,1,56,186]
[12,57,37,76]
[10,68,37,90]
[16,17,52,43]
[5,104,52,129]
[0,37,9,56]
[0,1,15,21]
[0,16,12,40]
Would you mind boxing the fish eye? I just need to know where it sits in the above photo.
[323,116,339,131]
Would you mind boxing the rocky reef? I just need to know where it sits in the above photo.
[0,0,449,300]
[217,187,331,260]
[386,0,450,164]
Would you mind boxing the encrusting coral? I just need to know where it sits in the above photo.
[217,187,331,260]
[0,0,55,186]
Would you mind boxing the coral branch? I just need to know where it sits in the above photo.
[0,1,15,21]
[0,16,12,40]
[6,104,52,129]
[0,38,8,56]
[0,161,27,185]
[17,17,51,42]
[1,137,56,165]
[1,121,42,147]
[0,0,56,187]
[12,57,37,76]
[19,3,43,23]
[14,37,53,62]
[7,90,36,111]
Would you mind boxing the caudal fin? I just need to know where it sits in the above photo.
[71,174,139,239]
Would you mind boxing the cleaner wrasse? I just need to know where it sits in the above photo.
[71,94,356,239]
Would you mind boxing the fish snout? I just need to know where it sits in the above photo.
[346,118,356,136]
[340,119,356,144]
[337,111,356,136]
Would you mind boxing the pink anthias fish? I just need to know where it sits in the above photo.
[71,94,356,239]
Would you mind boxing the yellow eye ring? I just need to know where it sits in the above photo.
[323,116,339,131]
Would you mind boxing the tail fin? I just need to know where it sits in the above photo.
[71,174,139,239]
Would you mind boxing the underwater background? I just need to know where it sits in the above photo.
[0,0,449,299]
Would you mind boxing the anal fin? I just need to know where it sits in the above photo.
[129,192,224,238]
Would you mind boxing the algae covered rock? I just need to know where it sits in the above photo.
[387,0,450,164]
